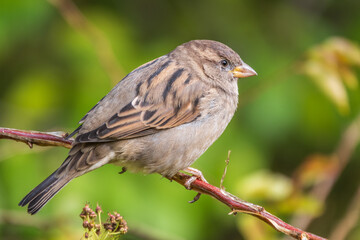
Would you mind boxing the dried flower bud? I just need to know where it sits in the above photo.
[83,204,91,214]
[120,227,128,234]
[95,224,101,230]
[108,213,116,224]
[96,204,102,214]
[120,220,128,234]
[112,223,118,231]
[114,212,122,221]
[84,232,89,239]
[80,213,87,219]
[104,223,113,231]
[89,211,97,219]
[88,222,94,231]
[83,220,89,229]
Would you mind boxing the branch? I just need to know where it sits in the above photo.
[0,127,327,240]
[172,173,325,240]
[0,127,72,149]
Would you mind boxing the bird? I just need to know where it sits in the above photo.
[19,40,257,214]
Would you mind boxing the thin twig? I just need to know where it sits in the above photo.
[329,185,360,240]
[0,127,327,240]
[47,0,125,84]
[220,150,231,190]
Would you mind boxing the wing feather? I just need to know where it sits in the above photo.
[75,62,207,143]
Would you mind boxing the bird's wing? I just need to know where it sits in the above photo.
[76,65,206,143]
[66,57,165,139]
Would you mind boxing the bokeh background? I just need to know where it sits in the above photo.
[1,0,360,239]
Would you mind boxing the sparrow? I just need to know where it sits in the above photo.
[19,40,257,214]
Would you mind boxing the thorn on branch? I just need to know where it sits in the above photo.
[27,141,33,149]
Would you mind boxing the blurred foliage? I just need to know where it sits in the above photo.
[303,37,360,114]
[1,0,360,240]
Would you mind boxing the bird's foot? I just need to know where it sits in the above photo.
[183,167,209,203]
[184,167,208,188]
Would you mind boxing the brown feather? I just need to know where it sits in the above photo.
[75,66,207,143]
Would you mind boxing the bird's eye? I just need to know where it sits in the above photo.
[220,59,229,67]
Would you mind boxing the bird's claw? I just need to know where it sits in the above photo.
[184,167,208,186]
[118,167,127,174]
[188,193,202,203]
[183,167,209,203]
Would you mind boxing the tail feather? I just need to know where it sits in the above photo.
[18,169,73,215]
[27,180,70,214]
[19,144,109,214]
[18,171,58,207]
[18,155,76,215]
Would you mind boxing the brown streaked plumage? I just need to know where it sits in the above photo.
[19,40,257,214]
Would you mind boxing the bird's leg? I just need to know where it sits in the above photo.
[183,167,209,203]
[118,167,127,174]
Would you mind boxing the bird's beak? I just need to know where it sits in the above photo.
[231,63,257,78]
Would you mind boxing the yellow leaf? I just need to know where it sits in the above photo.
[303,37,360,114]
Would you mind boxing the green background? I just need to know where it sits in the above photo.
[0,0,359,239]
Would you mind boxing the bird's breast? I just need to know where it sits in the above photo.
[112,89,238,177]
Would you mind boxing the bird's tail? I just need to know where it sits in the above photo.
[18,166,73,215]
[19,143,110,214]
[18,153,79,215]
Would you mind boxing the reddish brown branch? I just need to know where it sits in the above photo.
[0,127,72,149]
[172,173,326,240]
[0,127,327,240]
